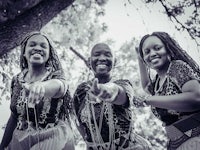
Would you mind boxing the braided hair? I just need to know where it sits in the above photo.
[20,31,63,73]
[138,31,200,76]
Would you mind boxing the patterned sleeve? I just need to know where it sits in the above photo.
[73,82,89,116]
[114,79,134,108]
[51,70,66,80]
[168,60,200,88]
[61,86,73,119]
[10,75,19,117]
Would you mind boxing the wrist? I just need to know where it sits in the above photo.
[100,83,119,103]
[144,95,151,106]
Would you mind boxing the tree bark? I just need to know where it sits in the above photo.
[0,0,74,57]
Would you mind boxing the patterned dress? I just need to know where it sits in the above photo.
[73,79,150,150]
[8,67,74,150]
[148,60,200,150]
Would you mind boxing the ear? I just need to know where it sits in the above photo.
[87,57,92,69]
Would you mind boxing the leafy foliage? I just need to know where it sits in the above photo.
[0,0,169,149]
[142,0,200,46]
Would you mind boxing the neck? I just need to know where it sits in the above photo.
[156,62,170,79]
[27,64,47,78]
[96,74,111,83]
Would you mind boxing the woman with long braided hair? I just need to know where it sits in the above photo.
[137,31,200,150]
[0,31,75,150]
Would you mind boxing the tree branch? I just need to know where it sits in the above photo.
[0,0,74,57]
[69,46,89,68]
[158,0,200,47]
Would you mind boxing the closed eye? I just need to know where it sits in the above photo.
[105,52,112,57]
[41,43,48,49]
[143,49,150,54]
[93,52,100,56]
[28,41,36,47]
[154,45,163,51]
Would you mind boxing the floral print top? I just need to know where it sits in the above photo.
[148,60,200,126]
[10,67,71,130]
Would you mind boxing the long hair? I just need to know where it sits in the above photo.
[20,31,63,74]
[138,31,200,75]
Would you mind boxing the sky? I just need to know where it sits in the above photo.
[0,0,200,146]
[99,0,200,64]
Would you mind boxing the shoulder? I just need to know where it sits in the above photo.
[168,60,200,87]
[168,60,190,77]
[74,81,91,97]
[169,60,191,71]
[50,69,65,80]
[11,73,22,86]
[168,60,197,76]
[76,81,90,91]
[170,60,188,68]
[114,79,134,104]
[114,79,133,94]
[114,79,132,87]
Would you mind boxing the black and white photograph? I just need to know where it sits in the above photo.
[0,0,200,150]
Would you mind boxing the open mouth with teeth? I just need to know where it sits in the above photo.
[31,49,44,56]
[96,64,108,69]
[150,58,160,63]
[30,50,45,59]
[31,53,43,60]
[29,52,45,62]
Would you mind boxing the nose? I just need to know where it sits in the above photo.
[98,54,106,61]
[35,45,42,50]
[33,49,42,53]
[149,49,157,57]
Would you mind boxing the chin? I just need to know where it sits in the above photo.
[30,61,45,66]
[96,72,110,76]
[96,69,110,74]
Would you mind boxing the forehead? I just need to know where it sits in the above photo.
[27,34,49,43]
[91,44,112,54]
[142,36,164,50]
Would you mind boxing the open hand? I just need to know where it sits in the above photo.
[89,78,118,103]
[22,82,45,107]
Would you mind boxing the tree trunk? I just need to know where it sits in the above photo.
[0,0,74,57]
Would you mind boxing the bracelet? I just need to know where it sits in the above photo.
[133,96,145,107]
[133,95,150,107]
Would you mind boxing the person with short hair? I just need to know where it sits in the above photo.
[73,43,150,150]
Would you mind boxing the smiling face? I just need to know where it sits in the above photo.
[90,43,114,77]
[142,36,170,70]
[24,34,50,66]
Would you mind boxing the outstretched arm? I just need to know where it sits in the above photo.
[23,79,66,102]
[0,113,17,149]
[89,78,128,105]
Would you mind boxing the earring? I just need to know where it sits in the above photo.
[167,55,172,62]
